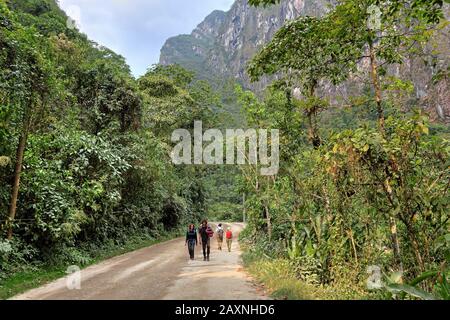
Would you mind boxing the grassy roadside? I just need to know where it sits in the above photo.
[242,250,320,300]
[241,245,374,300]
[0,230,183,300]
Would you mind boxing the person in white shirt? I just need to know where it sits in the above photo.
[216,223,224,250]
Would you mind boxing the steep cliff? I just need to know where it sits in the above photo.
[160,0,332,89]
[160,0,449,123]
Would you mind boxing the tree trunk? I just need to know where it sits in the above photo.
[389,216,403,273]
[404,221,425,274]
[242,193,246,223]
[307,84,321,148]
[264,204,272,241]
[368,40,385,133]
[348,229,359,265]
[307,112,315,144]
[7,110,31,240]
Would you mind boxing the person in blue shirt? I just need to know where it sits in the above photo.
[185,224,198,260]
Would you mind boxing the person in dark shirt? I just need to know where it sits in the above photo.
[185,224,197,260]
[198,220,212,261]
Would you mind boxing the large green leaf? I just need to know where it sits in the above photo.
[385,283,438,300]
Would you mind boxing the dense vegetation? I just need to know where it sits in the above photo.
[0,0,241,293]
[0,0,448,301]
[240,0,449,299]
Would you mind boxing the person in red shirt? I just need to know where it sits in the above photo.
[226,227,233,252]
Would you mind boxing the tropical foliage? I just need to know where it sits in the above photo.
[240,0,449,300]
[0,0,237,280]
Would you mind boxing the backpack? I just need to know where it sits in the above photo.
[217,228,224,237]
[226,230,233,239]
[206,226,214,238]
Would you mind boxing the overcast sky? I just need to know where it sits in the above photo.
[58,0,234,77]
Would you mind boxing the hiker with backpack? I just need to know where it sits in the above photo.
[198,220,214,261]
[185,224,198,260]
[226,227,233,252]
[216,223,224,250]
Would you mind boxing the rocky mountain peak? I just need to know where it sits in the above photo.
[159,0,331,89]
[159,0,449,122]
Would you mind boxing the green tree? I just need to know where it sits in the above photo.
[0,3,56,239]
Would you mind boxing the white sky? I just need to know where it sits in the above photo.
[58,0,235,77]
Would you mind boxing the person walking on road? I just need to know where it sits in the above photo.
[226,227,233,252]
[185,224,197,260]
[216,223,224,250]
[198,220,213,261]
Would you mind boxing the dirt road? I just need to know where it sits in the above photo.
[11,223,268,300]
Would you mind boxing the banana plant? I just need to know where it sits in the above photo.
[287,234,302,260]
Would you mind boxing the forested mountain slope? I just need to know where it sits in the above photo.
[0,0,229,283]
[160,0,450,123]
[160,0,331,90]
